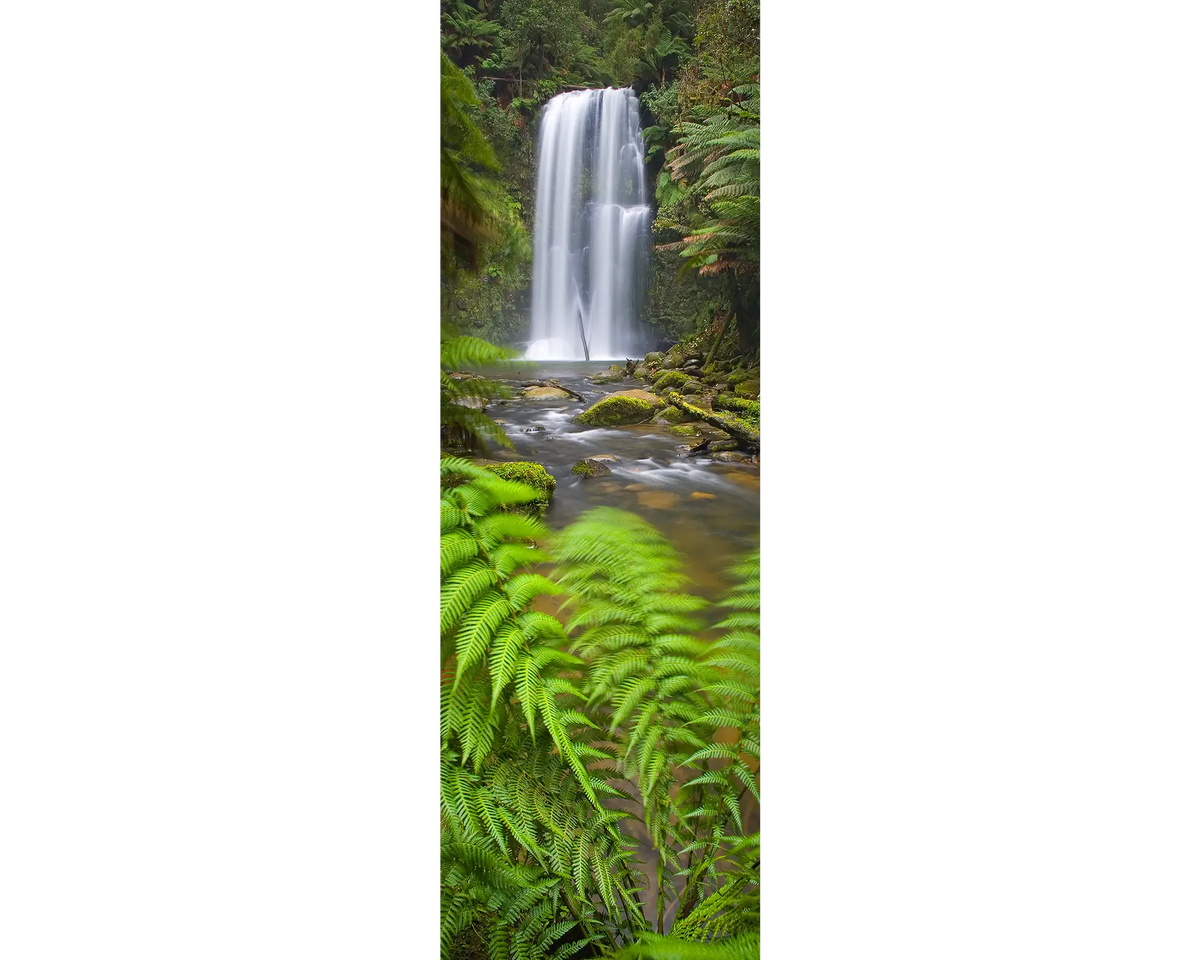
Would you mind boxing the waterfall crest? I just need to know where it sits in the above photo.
[525,88,650,361]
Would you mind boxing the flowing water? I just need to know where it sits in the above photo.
[490,363,760,594]
[526,90,651,361]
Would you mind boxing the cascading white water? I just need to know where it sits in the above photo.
[525,88,651,361]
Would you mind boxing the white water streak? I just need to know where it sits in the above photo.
[527,89,650,361]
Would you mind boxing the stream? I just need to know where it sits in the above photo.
[487,361,760,599]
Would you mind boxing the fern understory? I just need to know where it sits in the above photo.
[441,459,760,960]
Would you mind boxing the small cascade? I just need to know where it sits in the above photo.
[525,88,650,361]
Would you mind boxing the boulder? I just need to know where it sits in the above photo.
[524,386,571,399]
[643,351,664,365]
[572,458,611,477]
[573,394,657,426]
[471,460,556,513]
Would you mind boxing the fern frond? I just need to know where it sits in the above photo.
[441,559,496,637]
[608,932,761,960]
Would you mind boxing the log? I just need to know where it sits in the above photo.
[666,392,760,449]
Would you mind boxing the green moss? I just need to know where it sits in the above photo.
[571,458,611,477]
[573,395,655,426]
[643,351,664,365]
[713,394,761,423]
[482,461,556,513]
[657,405,692,424]
[726,368,760,388]
[669,424,699,436]
[733,379,760,399]
[681,380,703,395]
[652,370,689,392]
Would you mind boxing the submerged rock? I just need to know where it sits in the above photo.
[690,491,717,500]
[636,490,679,510]
[572,458,612,477]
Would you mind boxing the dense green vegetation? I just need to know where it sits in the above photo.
[439,7,762,955]
[441,462,760,958]
[440,0,760,353]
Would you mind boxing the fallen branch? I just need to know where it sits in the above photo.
[666,392,760,450]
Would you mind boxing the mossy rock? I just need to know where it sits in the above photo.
[661,343,690,369]
[669,424,699,436]
[644,351,664,365]
[476,460,556,514]
[573,395,656,426]
[726,369,760,388]
[681,380,703,395]
[652,369,689,392]
[657,405,693,425]
[633,364,651,378]
[590,373,625,385]
[713,395,760,422]
[572,458,612,477]
[733,379,760,399]
[573,388,662,427]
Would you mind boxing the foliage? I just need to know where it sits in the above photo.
[481,460,557,514]
[658,85,759,281]
[440,330,525,454]
[442,0,502,68]
[440,470,761,956]
[443,53,506,263]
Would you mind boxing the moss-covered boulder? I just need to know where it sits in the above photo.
[669,424,700,436]
[571,457,612,477]
[590,373,625,385]
[661,343,689,369]
[652,369,689,392]
[633,364,651,378]
[644,351,664,365]
[681,380,704,395]
[656,405,693,425]
[733,379,760,399]
[726,368,760,388]
[474,460,556,513]
[573,394,657,426]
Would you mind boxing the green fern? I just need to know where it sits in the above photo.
[442,489,761,956]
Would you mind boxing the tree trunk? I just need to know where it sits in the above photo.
[666,392,759,449]
[727,273,750,353]
[705,312,732,367]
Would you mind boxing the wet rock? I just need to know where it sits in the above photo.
[589,454,622,464]
[572,458,612,477]
[523,424,545,433]
[733,379,760,400]
[624,483,648,492]
[711,451,756,464]
[681,380,704,395]
[524,386,572,399]
[451,396,487,411]
[590,373,625,384]
[636,490,680,510]
[573,392,660,426]
[669,424,699,436]
[644,351,664,365]
[690,491,717,500]
[633,364,651,378]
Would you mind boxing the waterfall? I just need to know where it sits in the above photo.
[525,88,651,361]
